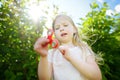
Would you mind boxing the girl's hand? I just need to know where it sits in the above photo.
[34,37,49,57]
[58,46,72,61]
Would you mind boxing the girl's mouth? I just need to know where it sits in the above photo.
[61,33,67,36]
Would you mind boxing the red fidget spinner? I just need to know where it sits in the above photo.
[46,29,59,48]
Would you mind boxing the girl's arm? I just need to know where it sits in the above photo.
[69,55,102,80]
[38,56,52,80]
[59,46,102,80]
[34,37,52,80]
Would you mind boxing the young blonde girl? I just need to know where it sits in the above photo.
[34,14,102,80]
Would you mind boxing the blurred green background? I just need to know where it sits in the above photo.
[0,0,120,80]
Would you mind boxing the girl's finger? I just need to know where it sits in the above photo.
[59,46,66,55]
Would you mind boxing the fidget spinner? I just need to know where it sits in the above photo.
[46,29,59,48]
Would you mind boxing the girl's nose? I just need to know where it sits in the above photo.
[60,28,64,32]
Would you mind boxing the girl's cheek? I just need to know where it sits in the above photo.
[55,31,60,36]
[54,32,60,39]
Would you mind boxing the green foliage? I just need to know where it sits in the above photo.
[0,0,120,80]
[80,1,120,80]
[0,0,45,79]
[0,0,59,79]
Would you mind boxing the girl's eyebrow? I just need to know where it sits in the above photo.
[63,23,67,25]
[54,24,60,27]
[54,21,68,27]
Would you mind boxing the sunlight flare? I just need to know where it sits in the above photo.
[115,4,120,13]
[26,0,49,22]
[28,5,44,21]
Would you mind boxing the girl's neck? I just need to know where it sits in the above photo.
[61,42,75,48]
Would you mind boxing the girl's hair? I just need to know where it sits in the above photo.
[52,14,103,65]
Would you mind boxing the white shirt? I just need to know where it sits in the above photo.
[48,46,91,80]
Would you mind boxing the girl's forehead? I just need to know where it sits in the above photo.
[56,16,67,21]
[55,17,70,24]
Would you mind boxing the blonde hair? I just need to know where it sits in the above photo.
[52,14,103,65]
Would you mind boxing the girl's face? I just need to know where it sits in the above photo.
[54,16,76,44]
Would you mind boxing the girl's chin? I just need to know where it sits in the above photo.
[60,40,71,44]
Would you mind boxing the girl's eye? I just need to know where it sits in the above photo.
[64,24,68,27]
[55,27,60,30]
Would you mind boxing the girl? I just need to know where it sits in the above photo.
[34,14,102,80]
